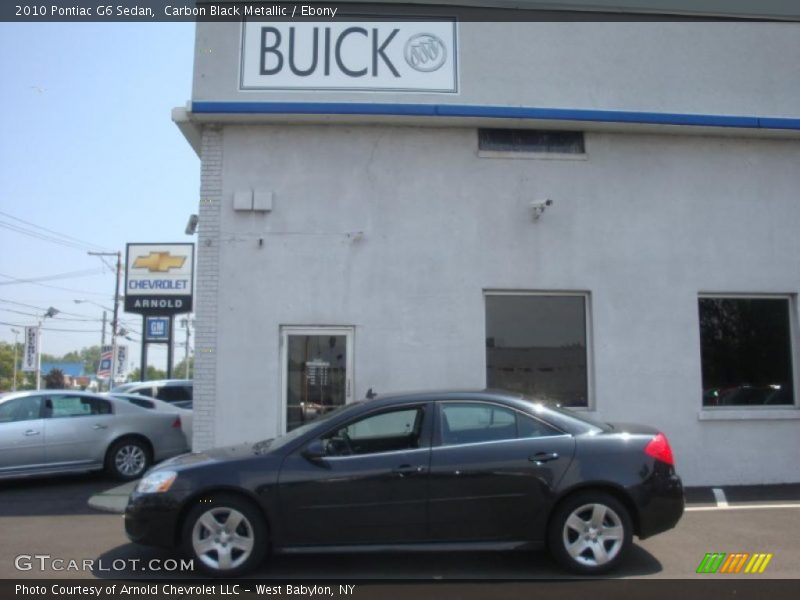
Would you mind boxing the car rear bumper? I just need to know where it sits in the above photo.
[634,465,685,539]
[124,491,186,548]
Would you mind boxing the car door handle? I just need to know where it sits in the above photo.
[92,424,108,430]
[392,464,427,477]
[530,452,559,464]
[24,430,40,436]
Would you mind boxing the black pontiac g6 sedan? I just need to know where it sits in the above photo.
[124,390,684,577]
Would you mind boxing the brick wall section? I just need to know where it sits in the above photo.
[192,126,222,451]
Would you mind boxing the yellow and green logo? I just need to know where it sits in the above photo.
[696,552,773,574]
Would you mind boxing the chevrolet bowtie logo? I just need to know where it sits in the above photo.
[133,252,186,273]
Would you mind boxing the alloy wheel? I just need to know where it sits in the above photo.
[114,444,146,477]
[191,507,255,571]
[561,502,625,567]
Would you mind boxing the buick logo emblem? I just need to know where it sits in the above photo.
[404,33,447,72]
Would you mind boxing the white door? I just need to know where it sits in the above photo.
[280,326,354,434]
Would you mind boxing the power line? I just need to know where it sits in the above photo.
[0,298,111,319]
[0,274,113,297]
[0,209,110,252]
[0,319,103,333]
[0,268,105,286]
[0,308,106,323]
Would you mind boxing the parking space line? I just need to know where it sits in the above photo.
[686,503,800,512]
[712,487,729,508]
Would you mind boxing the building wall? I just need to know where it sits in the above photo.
[193,21,800,118]
[194,123,800,485]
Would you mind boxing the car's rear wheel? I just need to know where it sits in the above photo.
[182,494,267,577]
[548,491,632,574]
[106,438,151,480]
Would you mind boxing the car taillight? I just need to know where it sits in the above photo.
[172,416,182,429]
[644,432,674,466]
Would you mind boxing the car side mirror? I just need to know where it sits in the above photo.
[302,439,330,467]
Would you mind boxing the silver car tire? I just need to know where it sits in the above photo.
[182,494,268,577]
[548,491,633,575]
[106,438,151,481]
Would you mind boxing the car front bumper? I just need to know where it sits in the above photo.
[124,489,190,548]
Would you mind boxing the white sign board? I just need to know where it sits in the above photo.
[241,21,458,92]
[22,326,38,372]
[115,345,128,379]
[125,243,194,314]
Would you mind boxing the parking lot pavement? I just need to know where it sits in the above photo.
[0,472,118,517]
[0,477,798,579]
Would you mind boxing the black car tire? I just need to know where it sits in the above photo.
[106,438,152,481]
[182,494,268,577]
[548,490,633,575]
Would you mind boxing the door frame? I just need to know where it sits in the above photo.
[279,325,355,435]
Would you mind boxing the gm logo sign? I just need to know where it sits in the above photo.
[146,317,170,342]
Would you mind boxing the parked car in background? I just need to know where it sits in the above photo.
[109,393,193,445]
[125,389,684,577]
[111,379,192,404]
[0,390,189,481]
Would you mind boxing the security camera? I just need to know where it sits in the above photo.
[185,214,199,235]
[530,199,554,221]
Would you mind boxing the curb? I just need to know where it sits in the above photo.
[87,481,137,514]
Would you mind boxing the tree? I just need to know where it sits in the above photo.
[173,355,194,379]
[44,368,66,389]
[0,341,27,391]
[128,366,167,381]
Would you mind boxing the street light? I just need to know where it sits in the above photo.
[75,299,109,349]
[35,307,60,390]
[10,328,20,391]
[73,299,114,312]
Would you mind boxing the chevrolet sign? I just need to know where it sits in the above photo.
[125,243,194,315]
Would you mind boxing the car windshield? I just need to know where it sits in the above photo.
[265,401,364,451]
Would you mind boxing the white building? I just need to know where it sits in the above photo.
[174,5,800,486]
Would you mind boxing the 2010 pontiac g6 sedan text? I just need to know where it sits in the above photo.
[124,390,684,577]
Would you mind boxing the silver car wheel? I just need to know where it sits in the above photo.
[114,444,146,477]
[191,507,255,572]
[562,502,625,567]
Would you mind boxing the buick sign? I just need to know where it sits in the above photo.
[240,21,458,92]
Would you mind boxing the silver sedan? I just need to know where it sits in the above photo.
[0,390,189,481]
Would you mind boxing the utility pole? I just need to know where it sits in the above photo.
[35,307,59,390]
[88,251,122,389]
[101,311,107,347]
[181,318,193,378]
[11,328,19,391]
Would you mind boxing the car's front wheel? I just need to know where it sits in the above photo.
[182,494,267,577]
[548,491,633,574]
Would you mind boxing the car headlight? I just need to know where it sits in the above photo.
[136,471,178,493]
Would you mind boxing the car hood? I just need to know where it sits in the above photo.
[157,440,275,469]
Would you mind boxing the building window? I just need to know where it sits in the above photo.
[478,128,585,155]
[485,293,590,407]
[699,296,795,407]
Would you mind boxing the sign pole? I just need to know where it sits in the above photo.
[166,316,174,379]
[140,315,148,381]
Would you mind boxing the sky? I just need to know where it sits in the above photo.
[0,22,199,372]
